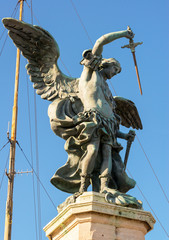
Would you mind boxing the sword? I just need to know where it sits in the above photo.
[121,26,143,95]
[124,130,135,170]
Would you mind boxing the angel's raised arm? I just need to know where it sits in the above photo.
[92,28,134,56]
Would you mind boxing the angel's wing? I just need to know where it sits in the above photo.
[114,96,143,130]
[2,18,79,101]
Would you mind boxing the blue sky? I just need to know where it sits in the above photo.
[0,0,169,239]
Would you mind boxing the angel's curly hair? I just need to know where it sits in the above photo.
[99,58,121,74]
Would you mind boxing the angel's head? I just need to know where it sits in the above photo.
[99,58,121,80]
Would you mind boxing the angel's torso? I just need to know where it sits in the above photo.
[79,70,115,119]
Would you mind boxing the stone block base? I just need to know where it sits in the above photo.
[43,192,155,240]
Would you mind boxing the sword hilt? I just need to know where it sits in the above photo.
[128,130,136,142]
[121,41,143,53]
[121,26,143,52]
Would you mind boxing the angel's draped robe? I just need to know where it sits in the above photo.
[49,97,135,193]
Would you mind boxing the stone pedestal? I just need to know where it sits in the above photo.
[43,192,155,240]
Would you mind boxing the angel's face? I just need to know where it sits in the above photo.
[102,64,118,80]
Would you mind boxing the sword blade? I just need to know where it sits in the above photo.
[132,52,143,95]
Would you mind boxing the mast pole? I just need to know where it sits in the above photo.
[4,1,24,239]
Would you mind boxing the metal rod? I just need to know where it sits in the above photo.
[4,1,24,239]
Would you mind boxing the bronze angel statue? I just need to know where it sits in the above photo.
[3,18,143,208]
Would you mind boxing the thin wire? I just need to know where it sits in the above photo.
[25,0,72,77]
[18,4,68,237]
[16,141,57,211]
[25,63,38,240]
[0,2,19,56]
[21,3,42,238]
[18,0,72,79]
[109,84,169,204]
[0,150,10,190]
[69,0,118,94]
[59,57,72,77]
[25,0,41,25]
[69,0,93,46]
[0,31,9,57]
[0,29,6,41]
[109,80,117,95]
[0,141,10,153]
[23,3,42,234]
[69,0,168,205]
[30,0,33,24]
[136,135,169,204]
[33,90,42,240]
[109,78,168,203]
[25,3,39,239]
[0,1,20,40]
[91,19,169,206]
[110,83,169,234]
[70,5,169,233]
[127,169,169,238]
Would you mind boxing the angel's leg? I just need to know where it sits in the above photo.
[100,143,117,193]
[79,139,100,193]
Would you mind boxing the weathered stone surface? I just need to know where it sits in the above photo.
[44,192,155,240]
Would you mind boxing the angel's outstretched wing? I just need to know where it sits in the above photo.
[114,96,143,130]
[2,18,79,101]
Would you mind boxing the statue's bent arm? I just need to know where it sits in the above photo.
[80,30,131,82]
[92,30,132,56]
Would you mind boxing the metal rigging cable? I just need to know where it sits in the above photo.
[69,0,168,204]
[59,57,72,77]
[34,89,42,240]
[0,34,8,56]
[69,0,118,97]
[127,169,169,238]
[0,141,10,153]
[108,80,117,95]
[16,140,57,211]
[21,4,73,234]
[67,0,169,234]
[25,0,40,25]
[0,150,10,190]
[69,0,93,46]
[0,1,19,56]
[30,0,33,26]
[25,0,73,78]
[24,2,42,238]
[25,62,38,240]
[0,1,20,40]
[136,135,169,204]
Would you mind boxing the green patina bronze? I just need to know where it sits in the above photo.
[3,18,143,208]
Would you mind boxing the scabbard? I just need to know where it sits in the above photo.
[124,139,133,170]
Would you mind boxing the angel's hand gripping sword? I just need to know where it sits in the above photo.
[122,26,143,95]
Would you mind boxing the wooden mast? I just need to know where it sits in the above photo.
[4,1,24,239]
